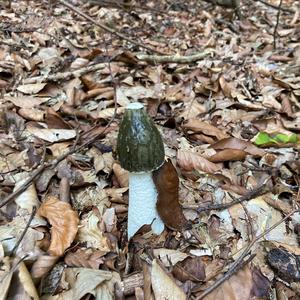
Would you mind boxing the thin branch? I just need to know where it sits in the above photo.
[10,206,37,256]
[273,0,283,49]
[58,0,164,54]
[23,62,108,84]
[197,182,268,213]
[137,49,214,64]
[196,208,299,299]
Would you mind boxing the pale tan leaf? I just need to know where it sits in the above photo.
[27,127,76,143]
[14,172,39,212]
[42,268,120,300]
[38,196,79,256]
[87,148,114,174]
[76,211,110,252]
[31,255,59,282]
[153,249,189,267]
[219,75,235,98]
[151,259,186,300]
[18,108,45,121]
[4,96,49,108]
[0,148,27,173]
[17,83,47,94]
[0,257,13,300]
[177,150,221,173]
[179,100,206,119]
[18,262,39,300]
[93,107,125,119]
[182,119,228,140]
[113,163,129,187]
[70,57,89,69]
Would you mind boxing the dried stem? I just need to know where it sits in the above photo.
[273,0,283,49]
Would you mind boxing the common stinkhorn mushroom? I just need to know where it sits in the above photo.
[117,102,165,239]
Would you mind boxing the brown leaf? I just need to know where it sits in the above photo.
[177,150,221,173]
[182,119,228,140]
[219,75,234,98]
[38,196,79,256]
[153,160,190,231]
[112,162,129,187]
[65,248,105,269]
[280,93,294,118]
[208,149,247,162]
[203,265,270,300]
[211,137,265,156]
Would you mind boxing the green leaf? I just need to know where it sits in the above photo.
[274,133,298,144]
[254,132,272,145]
[254,132,298,146]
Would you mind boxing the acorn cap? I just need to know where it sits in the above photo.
[117,102,165,173]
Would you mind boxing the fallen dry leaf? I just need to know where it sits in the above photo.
[31,255,59,283]
[208,149,248,162]
[42,267,120,300]
[64,248,105,269]
[151,259,186,300]
[211,137,265,156]
[182,119,228,141]
[112,162,129,187]
[38,196,79,256]
[153,160,190,231]
[202,265,270,300]
[177,150,221,173]
[27,127,76,143]
[18,261,39,300]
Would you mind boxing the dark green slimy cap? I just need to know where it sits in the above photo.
[117,102,165,173]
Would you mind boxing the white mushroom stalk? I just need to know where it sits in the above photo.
[128,173,164,239]
[117,102,165,240]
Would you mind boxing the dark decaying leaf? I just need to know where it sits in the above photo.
[153,160,190,231]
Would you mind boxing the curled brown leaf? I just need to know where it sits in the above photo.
[208,149,247,162]
[38,196,79,256]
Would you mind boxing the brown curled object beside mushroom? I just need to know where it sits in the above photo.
[153,160,191,231]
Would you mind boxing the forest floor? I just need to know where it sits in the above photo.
[0,0,300,299]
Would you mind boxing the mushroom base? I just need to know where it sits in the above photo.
[128,172,165,239]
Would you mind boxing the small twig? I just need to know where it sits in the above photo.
[196,208,299,299]
[273,0,283,49]
[137,49,213,64]
[23,62,108,84]
[0,255,29,285]
[197,182,268,213]
[0,165,45,208]
[58,0,163,54]
[254,0,293,13]
[10,206,37,256]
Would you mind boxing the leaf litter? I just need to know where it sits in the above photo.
[0,0,299,299]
